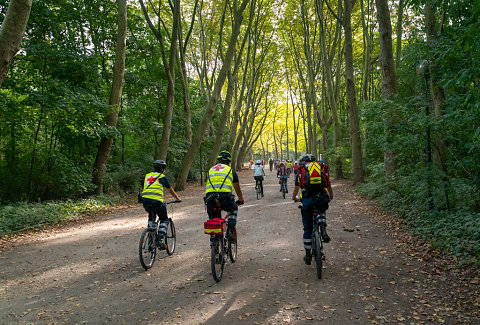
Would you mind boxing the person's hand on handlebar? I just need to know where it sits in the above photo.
[236,199,245,205]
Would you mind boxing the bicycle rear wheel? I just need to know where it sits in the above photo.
[211,236,225,282]
[256,184,261,200]
[282,182,286,199]
[313,229,323,279]
[165,219,176,255]
[228,228,237,263]
[139,229,157,270]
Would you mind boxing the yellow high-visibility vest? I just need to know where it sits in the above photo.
[205,164,233,194]
[141,172,165,202]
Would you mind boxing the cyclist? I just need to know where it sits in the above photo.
[291,154,333,265]
[140,160,182,245]
[253,160,266,197]
[269,158,274,172]
[286,160,292,176]
[277,162,288,193]
[293,161,300,178]
[205,150,245,239]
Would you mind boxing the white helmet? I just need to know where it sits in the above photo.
[256,160,261,164]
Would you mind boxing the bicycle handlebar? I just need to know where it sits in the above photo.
[165,200,182,205]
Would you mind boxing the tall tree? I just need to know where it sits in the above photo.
[375,0,398,184]
[92,0,128,194]
[139,0,181,160]
[175,0,251,191]
[0,0,32,87]
[343,0,364,184]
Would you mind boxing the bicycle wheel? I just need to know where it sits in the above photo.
[282,182,286,199]
[313,229,323,279]
[256,184,261,200]
[228,228,237,263]
[165,219,176,255]
[139,229,157,270]
[211,236,224,282]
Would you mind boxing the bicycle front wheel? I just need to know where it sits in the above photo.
[256,186,261,200]
[165,219,176,255]
[139,229,157,270]
[313,229,323,279]
[211,236,225,282]
[228,228,237,263]
[282,183,286,199]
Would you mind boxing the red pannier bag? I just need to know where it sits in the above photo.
[204,218,226,235]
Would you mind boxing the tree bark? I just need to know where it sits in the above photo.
[344,0,364,185]
[375,0,398,183]
[395,0,404,71]
[92,0,127,194]
[0,0,33,87]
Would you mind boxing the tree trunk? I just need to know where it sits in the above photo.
[0,0,33,87]
[175,0,250,190]
[207,70,235,167]
[395,0,404,71]
[375,0,398,184]
[344,0,364,185]
[92,0,127,194]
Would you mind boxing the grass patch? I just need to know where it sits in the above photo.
[0,195,121,235]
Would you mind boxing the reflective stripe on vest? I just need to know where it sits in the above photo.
[307,162,323,185]
[205,164,233,194]
[141,172,165,202]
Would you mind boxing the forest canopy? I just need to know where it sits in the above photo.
[0,0,479,262]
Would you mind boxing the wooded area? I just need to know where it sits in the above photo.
[0,0,479,262]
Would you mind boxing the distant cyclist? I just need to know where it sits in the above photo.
[269,158,274,172]
[253,160,266,197]
[277,162,288,193]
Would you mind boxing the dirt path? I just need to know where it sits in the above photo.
[1,169,479,324]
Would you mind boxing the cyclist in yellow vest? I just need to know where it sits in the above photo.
[286,160,292,175]
[141,160,181,244]
[291,154,333,265]
[205,150,245,239]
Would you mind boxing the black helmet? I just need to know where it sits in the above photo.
[217,150,232,163]
[301,154,315,162]
[153,160,167,171]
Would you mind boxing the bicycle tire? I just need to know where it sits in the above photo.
[313,229,323,279]
[256,185,261,200]
[228,228,237,263]
[211,236,224,282]
[282,181,286,199]
[166,219,176,255]
[139,229,157,270]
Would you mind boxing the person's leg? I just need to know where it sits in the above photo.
[315,194,330,242]
[301,197,314,264]
[221,196,238,238]
[153,202,168,240]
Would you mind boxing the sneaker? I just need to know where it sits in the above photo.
[227,227,235,240]
[321,231,331,243]
[148,221,157,229]
[157,234,165,246]
[304,254,312,265]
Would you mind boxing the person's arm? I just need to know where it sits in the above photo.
[233,182,244,202]
[326,184,333,200]
[292,185,300,201]
[168,187,182,202]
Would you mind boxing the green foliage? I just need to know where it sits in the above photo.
[0,196,120,235]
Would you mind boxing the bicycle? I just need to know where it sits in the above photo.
[255,178,263,200]
[204,200,244,282]
[304,204,326,279]
[279,177,287,199]
[139,200,181,270]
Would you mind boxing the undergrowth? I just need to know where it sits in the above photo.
[0,195,121,235]
[357,180,480,266]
